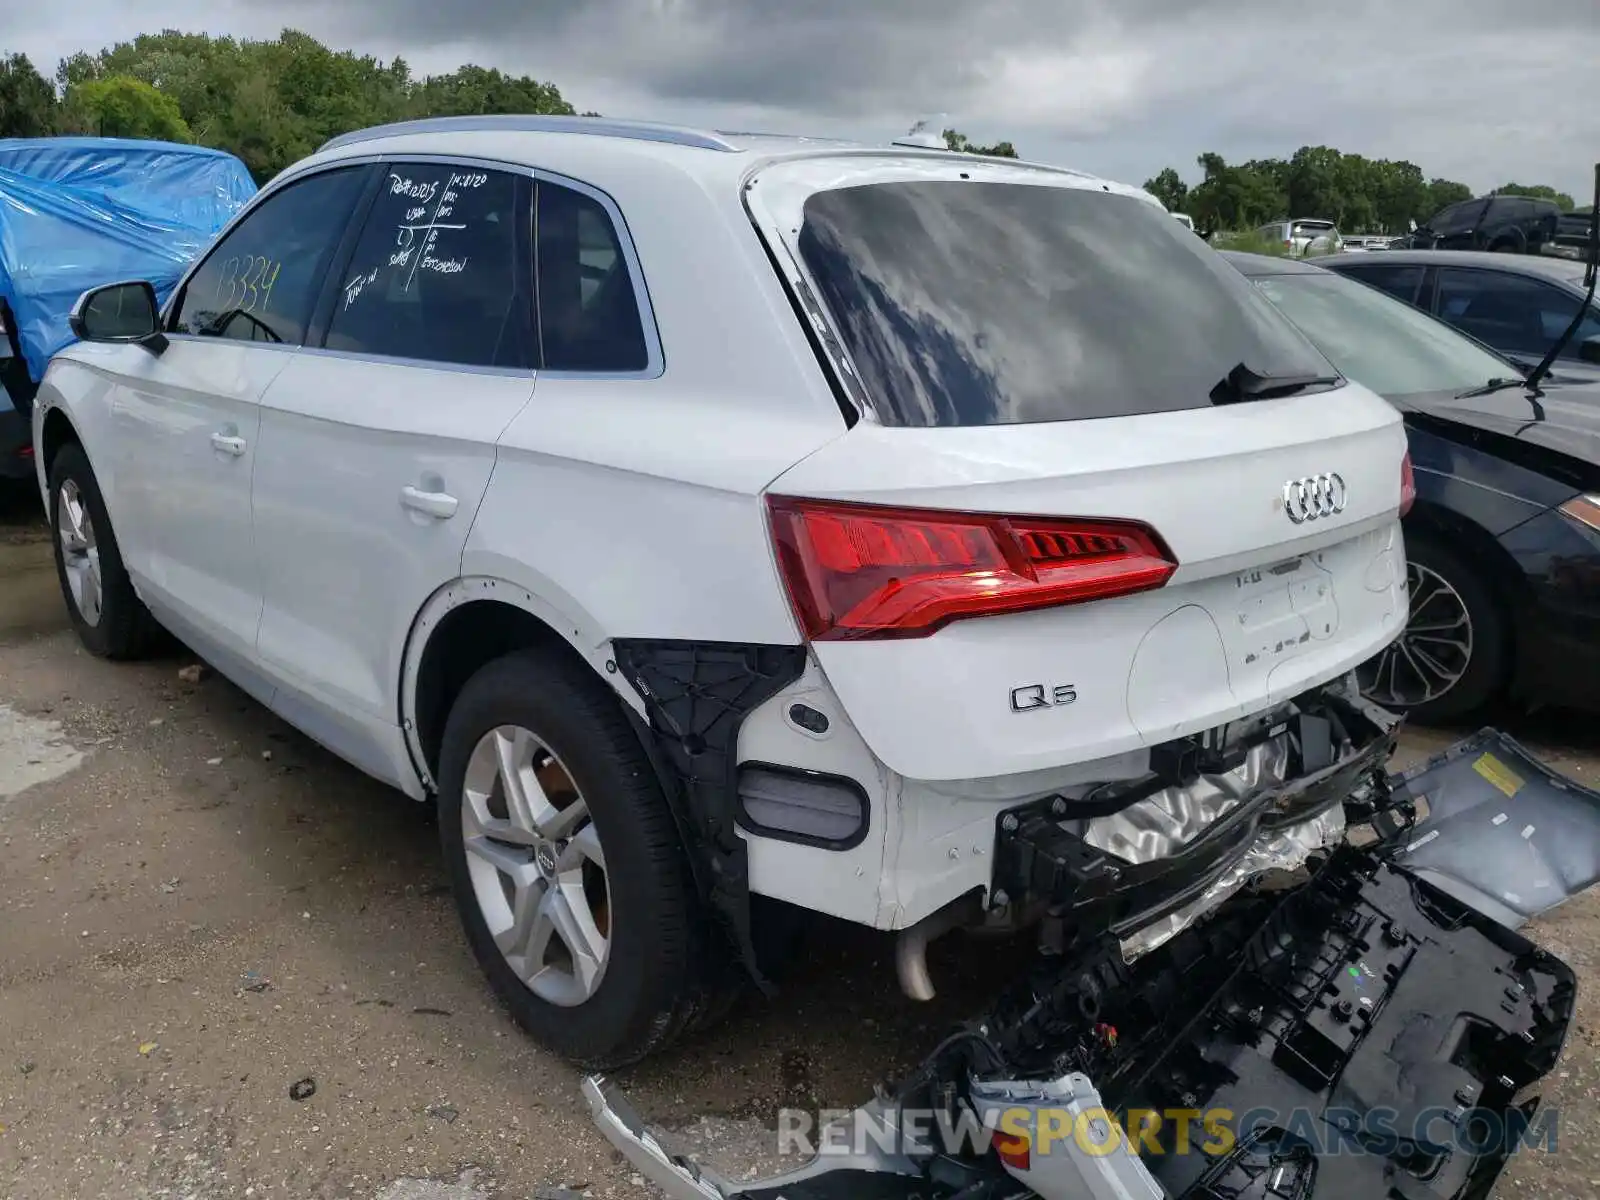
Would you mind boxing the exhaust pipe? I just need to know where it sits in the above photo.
[895,893,984,1002]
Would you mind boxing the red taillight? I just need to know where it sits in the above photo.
[992,1128,1032,1172]
[766,496,1177,641]
[1399,451,1416,518]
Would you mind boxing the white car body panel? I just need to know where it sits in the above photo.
[250,351,536,788]
[105,338,284,665]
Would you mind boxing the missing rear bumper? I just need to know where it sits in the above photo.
[992,681,1398,955]
[584,727,1591,1200]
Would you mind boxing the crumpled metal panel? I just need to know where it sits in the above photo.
[1118,802,1348,960]
[1080,736,1292,863]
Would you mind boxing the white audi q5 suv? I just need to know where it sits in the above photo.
[34,115,1411,1068]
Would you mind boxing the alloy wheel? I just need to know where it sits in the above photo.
[460,725,611,1007]
[1358,561,1474,708]
[56,479,103,628]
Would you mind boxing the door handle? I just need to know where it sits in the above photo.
[210,433,247,457]
[400,485,459,520]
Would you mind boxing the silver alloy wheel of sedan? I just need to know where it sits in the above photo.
[1359,561,1474,708]
[56,478,103,628]
[460,725,611,1008]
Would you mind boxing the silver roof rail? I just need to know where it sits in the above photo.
[317,114,741,155]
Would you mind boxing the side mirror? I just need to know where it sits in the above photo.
[1581,336,1600,366]
[69,281,167,355]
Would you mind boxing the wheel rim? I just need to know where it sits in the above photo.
[1359,561,1475,708]
[460,725,611,1008]
[56,479,103,628]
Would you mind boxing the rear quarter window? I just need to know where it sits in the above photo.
[796,180,1332,427]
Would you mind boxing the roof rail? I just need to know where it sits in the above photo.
[318,114,740,155]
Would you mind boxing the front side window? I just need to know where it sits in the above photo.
[795,181,1334,427]
[536,181,649,373]
[324,164,533,369]
[1252,271,1514,398]
[172,167,368,346]
[1335,263,1426,307]
[1435,269,1591,353]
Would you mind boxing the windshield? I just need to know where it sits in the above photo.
[1251,271,1515,398]
[796,180,1334,427]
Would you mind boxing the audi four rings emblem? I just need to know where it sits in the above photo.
[1282,473,1348,523]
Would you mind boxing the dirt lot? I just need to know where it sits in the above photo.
[4,484,1600,1199]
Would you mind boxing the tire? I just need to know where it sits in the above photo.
[437,647,726,1068]
[47,441,157,659]
[1358,531,1509,724]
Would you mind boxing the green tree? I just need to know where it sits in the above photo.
[62,75,191,141]
[943,129,1019,158]
[1493,182,1577,210]
[1143,167,1188,212]
[1187,152,1286,235]
[59,30,578,182]
[1151,150,1479,234]
[1424,178,1475,217]
[410,64,575,118]
[0,52,58,137]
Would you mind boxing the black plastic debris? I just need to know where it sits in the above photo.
[288,1077,316,1102]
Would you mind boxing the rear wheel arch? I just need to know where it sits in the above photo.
[401,578,634,794]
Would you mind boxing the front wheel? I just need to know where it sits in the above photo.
[1358,533,1509,723]
[47,442,157,658]
[437,648,725,1068]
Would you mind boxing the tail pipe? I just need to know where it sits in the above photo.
[895,892,985,1002]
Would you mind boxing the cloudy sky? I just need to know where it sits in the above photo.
[7,0,1597,197]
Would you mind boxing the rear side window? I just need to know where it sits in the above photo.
[1428,199,1486,234]
[1434,268,1595,350]
[324,164,534,369]
[536,182,649,373]
[173,167,368,345]
[796,181,1332,427]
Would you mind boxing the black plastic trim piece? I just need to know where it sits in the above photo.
[611,639,808,992]
[734,761,871,852]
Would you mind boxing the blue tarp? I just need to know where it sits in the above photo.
[0,137,257,380]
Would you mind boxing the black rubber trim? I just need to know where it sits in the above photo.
[611,639,807,992]
[734,761,871,852]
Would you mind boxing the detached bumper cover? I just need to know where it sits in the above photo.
[585,729,1590,1200]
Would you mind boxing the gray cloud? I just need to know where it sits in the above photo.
[7,0,1600,196]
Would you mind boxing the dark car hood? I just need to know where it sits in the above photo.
[1395,382,1600,467]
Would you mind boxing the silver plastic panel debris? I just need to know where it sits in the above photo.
[969,1073,1163,1200]
[582,1076,731,1199]
[583,1075,929,1200]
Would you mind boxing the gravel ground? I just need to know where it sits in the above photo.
[4,484,1600,1199]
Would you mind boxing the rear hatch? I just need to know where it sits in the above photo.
[748,156,1410,782]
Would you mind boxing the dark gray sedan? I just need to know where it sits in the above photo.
[1319,248,1600,381]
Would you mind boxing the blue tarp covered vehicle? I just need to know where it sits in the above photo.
[0,137,256,478]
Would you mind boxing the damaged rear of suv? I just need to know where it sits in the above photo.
[589,729,1600,1198]
[573,140,1597,1197]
